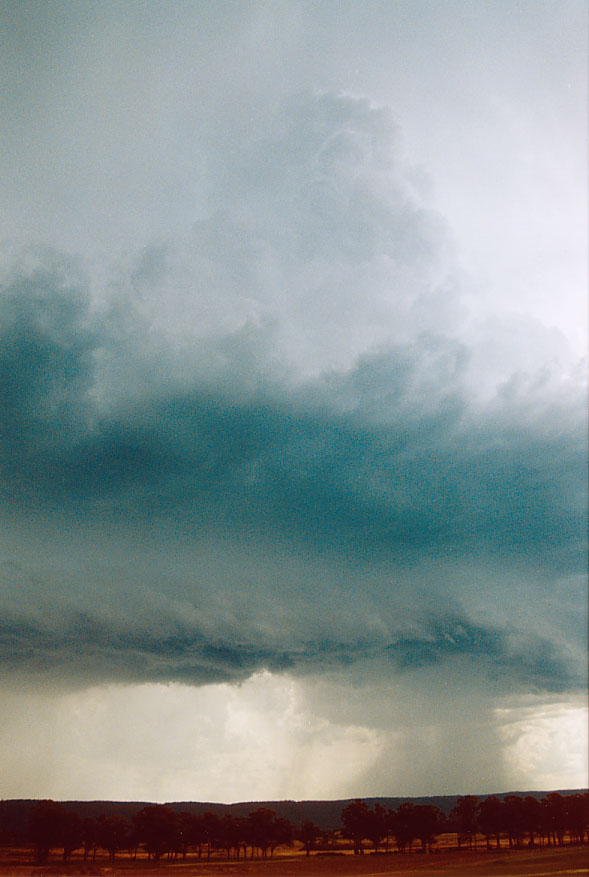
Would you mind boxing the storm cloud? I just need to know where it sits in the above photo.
[1,94,586,698]
[0,1,586,801]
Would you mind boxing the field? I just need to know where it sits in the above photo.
[0,844,586,877]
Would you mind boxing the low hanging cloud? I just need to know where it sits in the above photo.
[0,93,586,711]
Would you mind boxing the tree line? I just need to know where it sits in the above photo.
[340,792,589,854]
[1,791,587,865]
[22,801,294,865]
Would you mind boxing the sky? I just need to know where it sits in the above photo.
[0,0,587,803]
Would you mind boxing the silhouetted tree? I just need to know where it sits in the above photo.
[566,793,589,844]
[393,801,417,853]
[217,813,239,859]
[542,793,566,847]
[231,816,249,859]
[298,820,320,856]
[81,816,97,862]
[365,803,388,852]
[133,805,178,863]
[28,799,65,865]
[126,822,141,860]
[522,795,542,846]
[200,811,221,859]
[247,807,278,858]
[177,811,203,859]
[503,795,526,848]
[450,796,480,850]
[270,816,293,857]
[341,799,370,855]
[60,810,83,862]
[413,804,444,852]
[0,802,6,847]
[97,814,131,864]
[478,796,503,849]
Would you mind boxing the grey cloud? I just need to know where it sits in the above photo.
[0,271,94,422]
[2,275,584,572]
[124,93,460,379]
[0,91,585,706]
[0,576,578,694]
[0,271,585,694]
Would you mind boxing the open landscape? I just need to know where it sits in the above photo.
[0,839,587,877]
[0,793,586,877]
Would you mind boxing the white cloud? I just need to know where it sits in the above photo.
[1,676,585,803]
[0,675,384,802]
[497,697,589,791]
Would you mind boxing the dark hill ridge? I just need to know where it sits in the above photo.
[163,791,586,830]
[1,790,586,836]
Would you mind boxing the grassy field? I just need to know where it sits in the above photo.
[0,844,586,877]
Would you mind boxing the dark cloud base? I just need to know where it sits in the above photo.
[0,263,586,693]
[0,568,580,693]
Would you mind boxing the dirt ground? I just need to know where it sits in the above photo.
[0,846,586,877]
